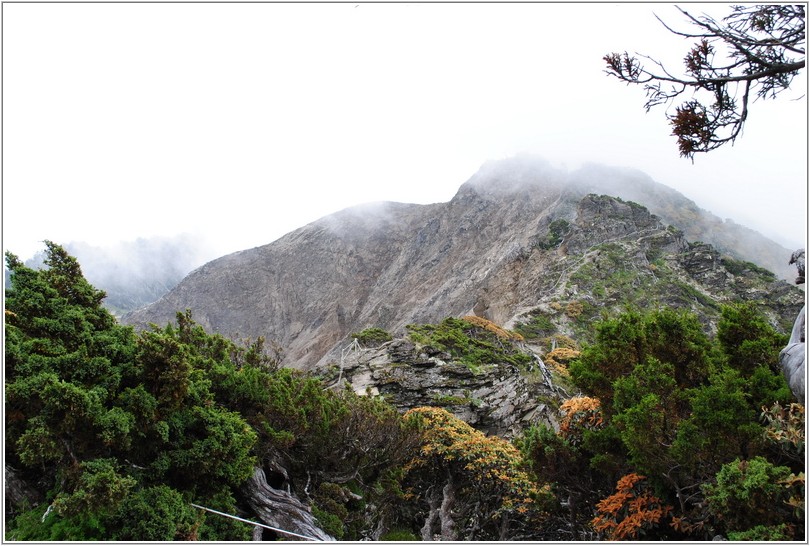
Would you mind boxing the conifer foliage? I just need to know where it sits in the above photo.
[546,306,804,540]
[4,244,417,541]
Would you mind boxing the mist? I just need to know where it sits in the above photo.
[458,155,804,283]
[4,3,805,275]
[17,234,221,316]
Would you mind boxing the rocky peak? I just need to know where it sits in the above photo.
[565,194,669,254]
[457,154,568,199]
[123,158,804,372]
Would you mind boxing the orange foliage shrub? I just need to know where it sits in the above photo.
[592,473,673,540]
[565,301,584,318]
[544,347,581,378]
[559,396,603,444]
[461,316,524,341]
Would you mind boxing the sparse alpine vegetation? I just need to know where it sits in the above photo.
[405,316,531,372]
[350,327,393,348]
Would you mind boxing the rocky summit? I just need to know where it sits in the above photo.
[123,156,804,371]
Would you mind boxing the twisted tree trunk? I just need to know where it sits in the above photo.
[419,479,458,541]
[241,466,334,541]
[5,465,42,512]
[439,481,457,541]
[420,490,441,541]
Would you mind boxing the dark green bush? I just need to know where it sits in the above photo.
[514,311,557,339]
[704,457,800,536]
[538,219,571,249]
[351,327,393,347]
[111,485,199,541]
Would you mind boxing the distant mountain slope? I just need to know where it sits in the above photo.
[16,234,216,317]
[123,156,804,370]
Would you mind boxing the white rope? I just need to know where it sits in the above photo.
[189,503,321,541]
[41,504,54,523]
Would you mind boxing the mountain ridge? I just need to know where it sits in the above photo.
[123,157,804,370]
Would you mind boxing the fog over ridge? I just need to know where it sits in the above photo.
[10,155,804,317]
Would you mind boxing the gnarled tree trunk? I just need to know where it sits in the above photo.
[241,466,334,541]
[420,489,441,541]
[5,465,42,512]
[419,478,458,541]
[439,481,457,541]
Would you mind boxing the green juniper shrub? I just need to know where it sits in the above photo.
[195,489,254,541]
[704,456,803,539]
[514,311,557,339]
[538,218,571,250]
[351,327,393,347]
[563,305,803,540]
[110,485,200,541]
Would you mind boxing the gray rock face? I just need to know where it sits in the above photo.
[566,162,799,282]
[789,249,805,284]
[5,465,43,514]
[779,306,805,402]
[123,157,805,371]
[328,338,561,438]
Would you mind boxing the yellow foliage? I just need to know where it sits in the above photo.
[461,316,524,341]
[544,348,581,378]
[548,334,578,350]
[403,407,546,518]
[559,396,603,442]
[565,301,584,318]
[546,347,580,363]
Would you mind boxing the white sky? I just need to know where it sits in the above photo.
[3,2,807,262]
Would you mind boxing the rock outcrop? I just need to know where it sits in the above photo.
[780,306,805,402]
[328,337,562,438]
[780,250,806,402]
[5,465,43,516]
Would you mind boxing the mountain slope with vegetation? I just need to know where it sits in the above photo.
[5,157,805,542]
[4,244,804,540]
